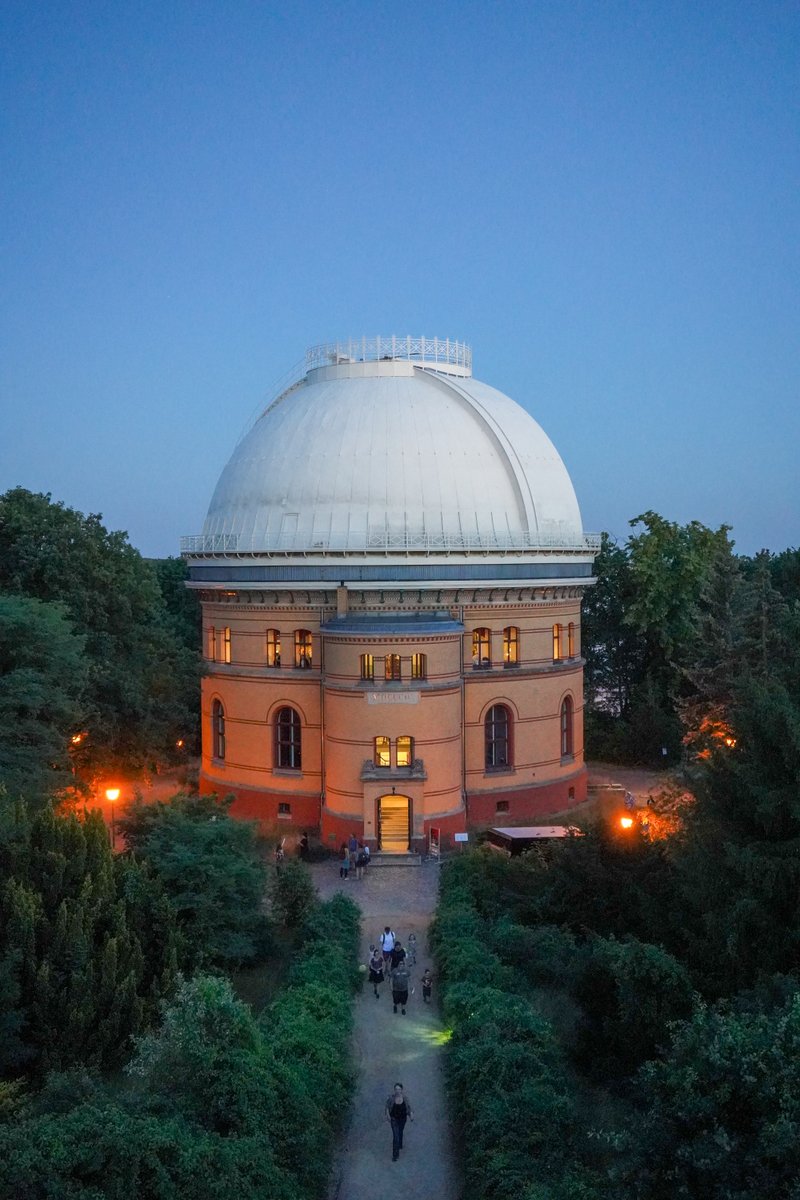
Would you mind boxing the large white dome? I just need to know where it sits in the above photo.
[197,339,585,555]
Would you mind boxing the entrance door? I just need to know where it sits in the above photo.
[378,794,410,853]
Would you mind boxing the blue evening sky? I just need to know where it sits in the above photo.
[1,1,798,557]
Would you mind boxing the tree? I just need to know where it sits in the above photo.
[0,488,199,777]
[0,595,88,803]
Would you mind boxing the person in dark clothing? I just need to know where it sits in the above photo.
[390,941,406,973]
[391,962,410,1014]
[299,832,309,860]
[385,1083,413,1160]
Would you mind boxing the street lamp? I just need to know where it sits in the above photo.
[105,787,120,849]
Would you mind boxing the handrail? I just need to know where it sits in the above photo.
[305,335,471,373]
[181,530,602,555]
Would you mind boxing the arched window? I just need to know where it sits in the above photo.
[385,653,401,681]
[485,704,511,770]
[396,735,413,768]
[503,626,519,667]
[473,628,491,668]
[553,624,563,660]
[560,696,574,758]
[211,699,225,760]
[294,630,312,668]
[266,629,281,668]
[568,622,576,658]
[411,653,427,680]
[374,735,390,767]
[276,707,302,770]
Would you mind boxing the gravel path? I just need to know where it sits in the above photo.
[311,861,460,1200]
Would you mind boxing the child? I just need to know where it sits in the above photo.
[421,968,433,1003]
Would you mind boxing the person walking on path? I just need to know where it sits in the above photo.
[421,968,433,1004]
[406,931,417,965]
[385,1083,413,1161]
[390,940,407,975]
[368,947,384,999]
[340,845,351,880]
[380,926,396,971]
[392,961,410,1014]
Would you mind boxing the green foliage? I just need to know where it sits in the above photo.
[118,793,269,969]
[615,995,800,1199]
[0,802,179,1079]
[268,858,316,928]
[0,595,89,802]
[0,487,199,777]
[572,936,695,1079]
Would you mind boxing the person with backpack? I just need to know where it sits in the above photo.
[380,926,395,971]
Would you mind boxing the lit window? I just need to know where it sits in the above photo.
[411,653,427,680]
[223,627,231,664]
[396,735,413,768]
[208,627,216,661]
[211,699,225,760]
[561,696,574,758]
[553,624,563,661]
[568,622,576,658]
[374,736,391,767]
[503,627,519,667]
[485,704,511,769]
[385,654,401,681]
[473,628,491,668]
[266,629,281,667]
[360,653,375,681]
[276,707,302,770]
[295,630,312,669]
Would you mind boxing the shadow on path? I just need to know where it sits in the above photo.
[311,861,460,1200]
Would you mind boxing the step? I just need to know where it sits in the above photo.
[368,852,423,867]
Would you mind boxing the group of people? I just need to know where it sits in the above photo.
[370,926,433,1160]
[368,927,433,1013]
[339,832,370,880]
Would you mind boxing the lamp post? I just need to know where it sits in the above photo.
[105,787,120,849]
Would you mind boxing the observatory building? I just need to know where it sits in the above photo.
[182,336,599,853]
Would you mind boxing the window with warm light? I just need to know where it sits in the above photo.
[211,699,225,760]
[385,653,401,681]
[568,622,576,658]
[276,707,302,770]
[503,626,519,667]
[560,696,574,757]
[396,735,413,767]
[360,653,375,681]
[374,735,391,767]
[485,704,511,769]
[553,624,563,660]
[223,627,232,664]
[473,628,491,668]
[411,653,427,680]
[266,629,281,667]
[295,630,312,668]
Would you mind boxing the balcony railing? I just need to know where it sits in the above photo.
[181,530,602,555]
[306,335,472,373]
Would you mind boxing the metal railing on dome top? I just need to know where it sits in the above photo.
[305,336,472,373]
[180,530,602,555]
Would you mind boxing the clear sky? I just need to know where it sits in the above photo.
[2,1,798,558]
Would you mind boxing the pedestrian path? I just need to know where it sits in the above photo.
[311,861,460,1200]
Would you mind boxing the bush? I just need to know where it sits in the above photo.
[268,859,316,928]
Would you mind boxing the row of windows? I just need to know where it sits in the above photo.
[208,624,578,672]
[210,696,575,773]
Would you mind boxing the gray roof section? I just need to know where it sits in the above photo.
[320,612,464,636]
